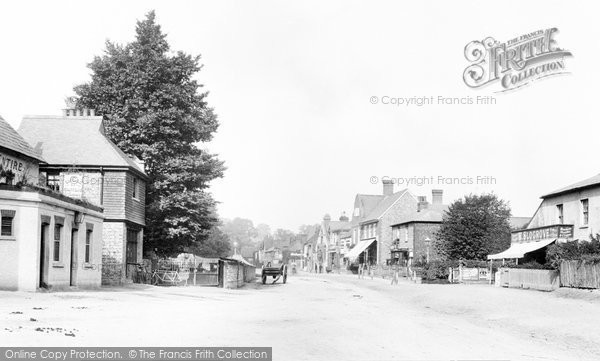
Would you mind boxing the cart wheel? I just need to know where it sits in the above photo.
[262,274,266,284]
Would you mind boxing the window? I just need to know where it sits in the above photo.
[47,173,61,192]
[581,199,589,226]
[132,177,139,199]
[1,210,15,237]
[53,224,62,262]
[85,230,92,263]
[557,204,564,224]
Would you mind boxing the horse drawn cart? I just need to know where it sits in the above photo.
[261,261,287,284]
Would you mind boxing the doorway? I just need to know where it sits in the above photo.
[70,229,78,286]
[39,223,49,288]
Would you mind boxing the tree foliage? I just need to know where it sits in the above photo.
[435,193,512,261]
[189,226,232,258]
[74,11,225,256]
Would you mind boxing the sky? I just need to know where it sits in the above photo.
[1,1,598,231]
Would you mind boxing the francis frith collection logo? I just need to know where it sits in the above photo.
[463,28,572,92]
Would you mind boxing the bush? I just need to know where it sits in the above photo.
[419,260,457,280]
[546,236,600,269]
[502,261,553,270]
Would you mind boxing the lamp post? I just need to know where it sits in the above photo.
[424,237,431,263]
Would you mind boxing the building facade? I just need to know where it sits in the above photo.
[390,190,447,266]
[345,180,419,265]
[0,115,104,291]
[488,174,599,262]
[18,107,147,285]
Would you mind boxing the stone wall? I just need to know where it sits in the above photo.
[101,222,125,285]
[222,260,255,289]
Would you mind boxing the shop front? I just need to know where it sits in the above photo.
[488,224,574,263]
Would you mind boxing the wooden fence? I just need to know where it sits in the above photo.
[495,268,559,291]
[560,260,600,289]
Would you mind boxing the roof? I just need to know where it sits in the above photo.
[362,189,409,223]
[329,220,351,232]
[351,194,386,225]
[0,115,45,162]
[18,116,146,178]
[391,204,448,226]
[230,254,255,267]
[509,217,531,230]
[542,173,600,198]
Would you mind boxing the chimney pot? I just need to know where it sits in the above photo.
[417,196,429,212]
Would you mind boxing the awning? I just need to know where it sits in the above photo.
[344,239,376,261]
[487,238,556,260]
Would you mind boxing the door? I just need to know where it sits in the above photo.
[125,228,139,278]
[70,229,78,286]
[39,224,49,288]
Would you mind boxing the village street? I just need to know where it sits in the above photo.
[2,273,600,361]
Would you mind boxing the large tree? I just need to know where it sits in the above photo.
[75,11,225,256]
[435,193,512,260]
[189,226,232,258]
[221,218,258,250]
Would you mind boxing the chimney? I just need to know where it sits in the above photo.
[382,179,394,196]
[339,212,349,222]
[432,189,443,205]
[62,97,96,117]
[417,196,429,212]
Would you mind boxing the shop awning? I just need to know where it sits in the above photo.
[487,238,556,260]
[344,239,376,261]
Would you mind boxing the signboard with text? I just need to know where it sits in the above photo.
[511,225,574,244]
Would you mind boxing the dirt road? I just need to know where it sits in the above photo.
[2,272,600,361]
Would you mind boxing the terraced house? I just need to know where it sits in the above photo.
[19,106,148,285]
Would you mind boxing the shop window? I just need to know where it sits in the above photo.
[581,199,589,226]
[53,224,62,262]
[85,230,92,263]
[1,210,15,237]
[557,204,564,224]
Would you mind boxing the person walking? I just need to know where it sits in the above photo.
[358,263,363,279]
[391,262,399,285]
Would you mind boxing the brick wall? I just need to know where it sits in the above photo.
[378,193,418,264]
[413,223,442,262]
[61,172,103,206]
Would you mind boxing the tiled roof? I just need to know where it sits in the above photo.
[391,204,448,226]
[362,189,409,222]
[329,220,351,232]
[0,115,44,162]
[351,194,385,225]
[18,116,145,177]
[542,173,600,198]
